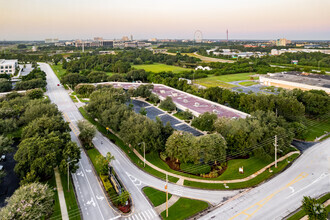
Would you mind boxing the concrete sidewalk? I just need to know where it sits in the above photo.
[133,149,300,184]
[54,167,69,220]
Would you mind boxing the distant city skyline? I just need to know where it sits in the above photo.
[0,0,329,41]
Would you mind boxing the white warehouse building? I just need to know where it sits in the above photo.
[0,59,18,75]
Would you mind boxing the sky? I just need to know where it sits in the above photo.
[0,0,329,41]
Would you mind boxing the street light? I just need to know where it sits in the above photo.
[67,159,77,191]
[138,142,146,167]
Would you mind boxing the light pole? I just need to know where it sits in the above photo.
[138,142,146,167]
[67,159,77,191]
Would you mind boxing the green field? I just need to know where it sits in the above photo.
[195,73,257,88]
[51,64,66,80]
[132,63,190,73]
[161,198,209,220]
[304,116,330,141]
[239,81,259,86]
[143,187,172,207]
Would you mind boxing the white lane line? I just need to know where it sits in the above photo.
[79,162,105,220]
[144,210,151,219]
[141,211,148,220]
[147,209,154,217]
[138,213,144,220]
[151,209,157,216]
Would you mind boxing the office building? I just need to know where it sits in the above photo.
[0,59,18,75]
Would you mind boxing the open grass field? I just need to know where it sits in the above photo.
[181,52,235,63]
[50,64,66,80]
[143,187,172,207]
[161,197,209,220]
[132,63,190,73]
[304,116,330,141]
[195,73,256,88]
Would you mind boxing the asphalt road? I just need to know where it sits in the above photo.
[41,62,239,220]
[41,62,329,220]
[42,63,119,220]
[200,138,330,220]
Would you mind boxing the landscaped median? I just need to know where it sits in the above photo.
[78,106,300,190]
[143,187,209,220]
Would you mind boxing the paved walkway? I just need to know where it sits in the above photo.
[133,149,300,184]
[155,195,180,214]
[54,167,69,220]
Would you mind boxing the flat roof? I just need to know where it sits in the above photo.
[266,72,330,88]
[95,82,249,119]
[0,59,18,65]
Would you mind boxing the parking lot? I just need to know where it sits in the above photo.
[130,99,203,136]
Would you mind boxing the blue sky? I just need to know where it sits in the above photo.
[0,0,329,40]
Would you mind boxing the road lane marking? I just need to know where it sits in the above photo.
[229,172,308,220]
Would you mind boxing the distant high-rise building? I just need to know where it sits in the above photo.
[121,36,129,41]
[45,38,59,43]
[130,35,133,41]
[276,38,291,46]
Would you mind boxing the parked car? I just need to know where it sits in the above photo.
[0,165,3,171]
[57,84,60,86]
[0,155,5,161]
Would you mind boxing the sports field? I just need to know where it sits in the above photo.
[132,63,190,73]
[195,72,257,88]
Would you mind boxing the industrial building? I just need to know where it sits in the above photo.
[0,59,18,75]
[260,72,330,94]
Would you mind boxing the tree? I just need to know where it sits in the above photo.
[61,73,88,88]
[139,107,147,116]
[302,196,327,220]
[96,152,115,175]
[191,112,217,132]
[198,134,226,164]
[15,78,47,90]
[0,78,12,92]
[117,191,130,206]
[0,182,54,220]
[77,120,96,148]
[21,99,60,124]
[26,88,44,99]
[148,93,160,104]
[0,135,14,155]
[87,71,109,83]
[159,96,176,111]
[165,131,198,163]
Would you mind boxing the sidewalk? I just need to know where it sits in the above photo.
[133,149,300,184]
[54,167,69,220]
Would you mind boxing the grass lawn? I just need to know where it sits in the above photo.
[60,172,81,220]
[50,64,66,80]
[161,197,209,220]
[106,72,114,76]
[217,157,271,180]
[70,95,78,102]
[132,63,190,73]
[195,73,256,88]
[87,148,102,175]
[304,116,330,141]
[184,153,299,189]
[143,187,172,207]
[287,193,330,220]
[47,174,62,219]
[239,81,259,86]
[79,107,179,183]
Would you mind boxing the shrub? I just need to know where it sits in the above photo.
[159,96,176,111]
[100,175,113,192]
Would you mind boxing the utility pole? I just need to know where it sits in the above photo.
[143,142,146,168]
[274,135,278,168]
[166,173,168,217]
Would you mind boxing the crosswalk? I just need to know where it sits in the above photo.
[126,209,158,220]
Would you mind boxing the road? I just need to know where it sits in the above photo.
[42,63,119,220]
[41,62,239,219]
[200,138,330,220]
[41,62,329,220]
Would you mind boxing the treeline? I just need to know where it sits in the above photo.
[260,52,330,68]
[0,90,80,184]
[63,49,200,74]
[15,68,47,90]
